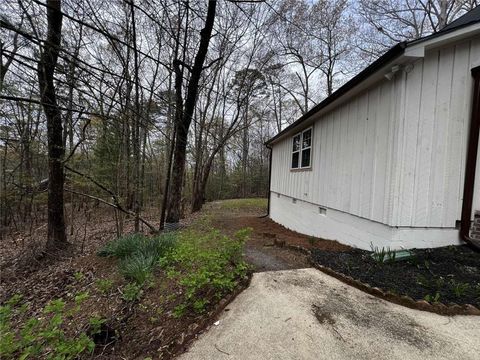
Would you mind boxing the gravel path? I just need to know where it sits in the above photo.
[244,246,307,272]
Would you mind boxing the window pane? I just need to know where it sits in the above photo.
[291,152,299,168]
[293,135,301,152]
[302,129,311,148]
[301,148,311,167]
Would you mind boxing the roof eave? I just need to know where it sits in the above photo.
[264,43,407,146]
[265,21,480,148]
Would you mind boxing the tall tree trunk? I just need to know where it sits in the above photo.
[37,0,66,251]
[165,0,217,225]
[159,126,175,230]
[192,152,215,213]
[191,172,209,213]
[241,103,249,198]
[1,135,9,227]
[130,0,141,232]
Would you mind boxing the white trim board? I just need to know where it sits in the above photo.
[269,193,463,250]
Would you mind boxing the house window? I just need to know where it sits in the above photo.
[291,128,312,169]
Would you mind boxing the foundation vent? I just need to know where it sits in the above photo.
[319,206,327,216]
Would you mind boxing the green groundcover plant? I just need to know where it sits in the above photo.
[161,227,251,316]
[1,225,252,359]
[0,293,101,360]
[98,226,251,316]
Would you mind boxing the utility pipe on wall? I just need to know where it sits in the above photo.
[461,65,480,251]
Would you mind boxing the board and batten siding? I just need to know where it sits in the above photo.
[271,37,480,230]
[270,75,402,226]
[395,37,480,227]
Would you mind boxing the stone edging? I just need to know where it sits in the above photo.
[281,244,480,316]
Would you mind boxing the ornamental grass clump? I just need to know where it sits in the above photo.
[119,254,157,284]
[98,233,177,285]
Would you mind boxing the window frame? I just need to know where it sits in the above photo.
[290,127,313,171]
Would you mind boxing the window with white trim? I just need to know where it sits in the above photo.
[291,128,312,169]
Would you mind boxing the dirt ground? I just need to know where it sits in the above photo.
[205,200,350,272]
[0,198,303,304]
[0,202,208,300]
[4,198,478,358]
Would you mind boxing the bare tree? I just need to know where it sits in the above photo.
[312,0,353,96]
[0,0,397,248]
[358,0,479,56]
[165,0,218,227]
[37,0,67,251]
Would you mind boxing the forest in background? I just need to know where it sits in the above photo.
[1,0,478,252]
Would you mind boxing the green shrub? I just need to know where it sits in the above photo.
[74,291,90,306]
[173,304,187,318]
[424,292,441,303]
[370,243,396,263]
[88,316,106,335]
[138,233,177,260]
[99,233,176,260]
[450,280,470,298]
[73,271,85,281]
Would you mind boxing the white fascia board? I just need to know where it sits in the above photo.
[405,22,480,58]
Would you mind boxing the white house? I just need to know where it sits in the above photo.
[265,7,480,250]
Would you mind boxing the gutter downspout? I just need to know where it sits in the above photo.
[260,144,272,218]
[460,65,480,251]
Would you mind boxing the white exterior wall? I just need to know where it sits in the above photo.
[395,38,480,227]
[270,76,403,226]
[270,37,480,249]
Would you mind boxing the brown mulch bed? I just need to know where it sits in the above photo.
[211,210,351,251]
[311,246,480,307]
[215,204,480,309]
